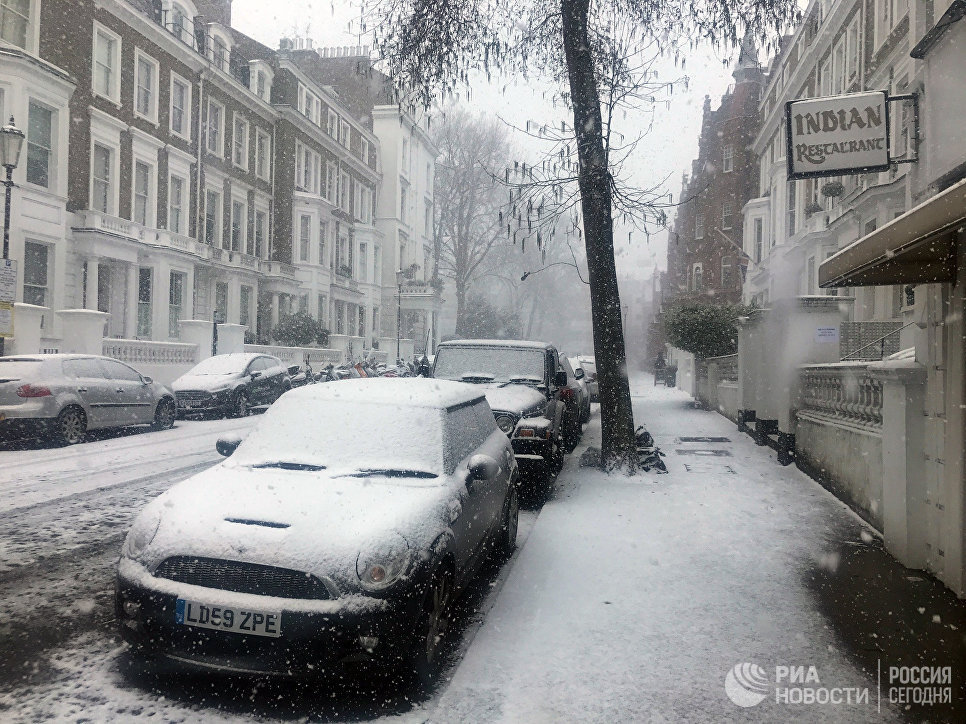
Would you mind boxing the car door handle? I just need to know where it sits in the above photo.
[77,387,87,393]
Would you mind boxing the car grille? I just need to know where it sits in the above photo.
[175,391,213,401]
[155,556,330,600]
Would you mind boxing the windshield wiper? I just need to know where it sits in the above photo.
[460,372,495,382]
[335,468,438,479]
[250,461,327,471]
[507,375,543,385]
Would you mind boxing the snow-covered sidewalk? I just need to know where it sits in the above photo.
[430,374,906,723]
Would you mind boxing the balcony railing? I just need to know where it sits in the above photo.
[798,363,882,432]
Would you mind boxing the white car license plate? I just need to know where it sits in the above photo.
[175,598,282,638]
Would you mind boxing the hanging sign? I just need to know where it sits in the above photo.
[786,91,890,180]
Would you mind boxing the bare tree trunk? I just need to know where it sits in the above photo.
[560,0,637,469]
[455,285,468,335]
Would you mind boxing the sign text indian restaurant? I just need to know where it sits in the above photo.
[786,91,890,180]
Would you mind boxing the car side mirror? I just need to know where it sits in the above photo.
[468,454,499,481]
[574,368,584,380]
[216,435,243,457]
[141,376,153,385]
[555,370,568,387]
[250,370,262,379]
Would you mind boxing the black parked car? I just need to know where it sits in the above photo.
[432,339,573,501]
[172,353,291,418]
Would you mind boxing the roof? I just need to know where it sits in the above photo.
[285,377,486,410]
[435,339,555,351]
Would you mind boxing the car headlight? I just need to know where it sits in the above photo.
[356,534,412,591]
[121,510,161,558]
[122,508,161,560]
[494,414,517,434]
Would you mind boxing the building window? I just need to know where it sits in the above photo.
[205,189,220,246]
[232,115,248,168]
[340,171,351,213]
[169,271,185,338]
[327,109,338,138]
[424,200,432,236]
[210,33,230,72]
[22,240,48,306]
[169,175,185,234]
[26,101,52,188]
[133,161,151,226]
[754,218,763,263]
[254,209,266,258]
[93,25,121,101]
[91,143,112,214]
[317,294,327,324]
[170,74,190,139]
[255,130,270,180]
[358,306,366,337]
[319,220,328,267]
[694,212,705,240]
[722,201,734,230]
[214,281,228,322]
[137,267,152,337]
[324,163,335,202]
[360,138,369,165]
[691,262,703,292]
[135,51,159,121]
[722,144,734,173]
[787,181,797,237]
[255,70,267,100]
[0,0,31,48]
[339,119,350,149]
[299,214,311,262]
[240,285,252,327]
[231,199,245,251]
[206,99,223,156]
[721,256,735,289]
[358,242,367,282]
[400,184,408,223]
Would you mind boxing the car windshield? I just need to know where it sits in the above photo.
[229,394,446,477]
[184,356,249,375]
[434,347,545,383]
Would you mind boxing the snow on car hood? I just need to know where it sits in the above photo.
[478,383,548,417]
[132,462,454,589]
[171,373,240,392]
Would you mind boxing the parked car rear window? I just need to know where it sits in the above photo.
[186,356,247,375]
[0,360,45,379]
[434,347,545,383]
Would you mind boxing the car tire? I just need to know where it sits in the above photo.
[152,398,176,431]
[54,406,87,446]
[493,486,519,561]
[229,390,249,419]
[409,562,454,689]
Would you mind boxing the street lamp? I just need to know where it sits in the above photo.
[1,116,26,260]
[395,269,405,361]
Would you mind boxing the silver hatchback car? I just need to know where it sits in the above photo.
[0,354,177,445]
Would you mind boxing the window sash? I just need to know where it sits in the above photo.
[136,57,155,117]
[207,102,222,154]
[169,271,184,338]
[0,0,30,48]
[233,118,247,166]
[231,201,244,251]
[26,102,51,188]
[254,210,266,257]
[169,176,184,233]
[92,144,111,213]
[205,190,220,245]
[94,31,115,97]
[23,240,48,305]
[171,78,188,135]
[299,214,311,261]
[133,161,150,225]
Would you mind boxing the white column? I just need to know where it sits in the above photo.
[85,259,99,311]
[125,263,138,338]
[155,261,171,341]
[270,293,280,329]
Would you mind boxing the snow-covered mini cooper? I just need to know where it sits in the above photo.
[431,339,571,501]
[115,378,519,682]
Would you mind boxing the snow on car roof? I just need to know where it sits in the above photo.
[436,339,554,351]
[284,377,486,410]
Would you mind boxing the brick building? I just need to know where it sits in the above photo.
[665,34,764,307]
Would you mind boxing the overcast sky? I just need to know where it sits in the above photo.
[231,1,749,280]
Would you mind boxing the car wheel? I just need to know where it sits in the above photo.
[152,399,176,430]
[229,390,249,419]
[493,486,519,561]
[409,563,454,688]
[54,406,87,446]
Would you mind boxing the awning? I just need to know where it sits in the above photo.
[819,177,965,287]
